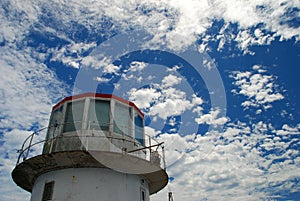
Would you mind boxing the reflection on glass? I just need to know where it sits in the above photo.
[135,112,144,145]
[63,101,84,132]
[47,106,63,140]
[88,99,110,131]
[113,103,132,136]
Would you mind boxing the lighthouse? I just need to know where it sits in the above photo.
[12,93,168,201]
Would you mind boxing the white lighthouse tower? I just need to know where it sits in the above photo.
[12,93,168,201]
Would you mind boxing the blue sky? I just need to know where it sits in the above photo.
[0,1,300,201]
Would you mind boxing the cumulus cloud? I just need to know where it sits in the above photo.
[231,65,284,111]
[156,133,198,167]
[276,124,300,135]
[127,61,148,72]
[128,72,204,121]
[94,76,111,83]
[102,64,121,74]
[195,108,229,126]
[150,98,193,120]
[203,58,216,70]
[235,29,275,54]
[120,61,148,82]
[151,121,300,201]
[128,87,161,109]
[81,55,112,69]
[162,74,182,88]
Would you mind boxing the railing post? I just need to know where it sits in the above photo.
[148,135,151,153]
[162,146,166,170]
[49,125,57,153]
[24,133,34,161]
[16,149,24,165]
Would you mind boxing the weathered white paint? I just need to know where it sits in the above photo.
[30,168,149,201]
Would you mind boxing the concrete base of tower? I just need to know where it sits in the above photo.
[31,168,149,201]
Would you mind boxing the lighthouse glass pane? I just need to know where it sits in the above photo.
[46,106,63,140]
[63,101,84,132]
[88,99,110,131]
[113,103,132,137]
[135,112,144,145]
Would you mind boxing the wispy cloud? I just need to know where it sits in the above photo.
[0,46,66,201]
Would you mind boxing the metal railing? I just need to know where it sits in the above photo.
[16,123,166,170]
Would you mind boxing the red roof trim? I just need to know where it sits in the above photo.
[52,93,144,117]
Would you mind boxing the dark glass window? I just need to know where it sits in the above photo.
[42,181,54,201]
[88,99,110,131]
[113,103,132,136]
[134,112,144,145]
[63,101,84,132]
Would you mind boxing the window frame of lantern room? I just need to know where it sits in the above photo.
[63,99,85,133]
[87,98,111,132]
[113,101,133,138]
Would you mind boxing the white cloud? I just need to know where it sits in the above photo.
[121,61,149,82]
[203,58,216,70]
[162,74,182,88]
[195,108,229,126]
[151,121,300,201]
[0,46,66,201]
[276,124,300,135]
[235,29,275,54]
[2,0,299,55]
[128,73,204,121]
[128,87,161,109]
[81,55,112,70]
[150,98,192,120]
[0,1,40,43]
[0,128,46,201]
[127,61,148,72]
[192,95,203,106]
[166,65,182,73]
[51,45,117,71]
[0,47,66,129]
[144,126,160,138]
[231,65,284,111]
[94,76,111,83]
[156,133,198,168]
[102,64,121,74]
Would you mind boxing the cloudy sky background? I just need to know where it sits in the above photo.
[0,0,300,200]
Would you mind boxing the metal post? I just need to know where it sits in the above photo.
[162,146,166,170]
[49,126,57,153]
[168,192,174,201]
[24,133,34,160]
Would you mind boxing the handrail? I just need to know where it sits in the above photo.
[127,142,164,153]
[15,123,166,170]
[17,127,49,165]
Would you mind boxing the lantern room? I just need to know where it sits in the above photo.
[43,93,146,157]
